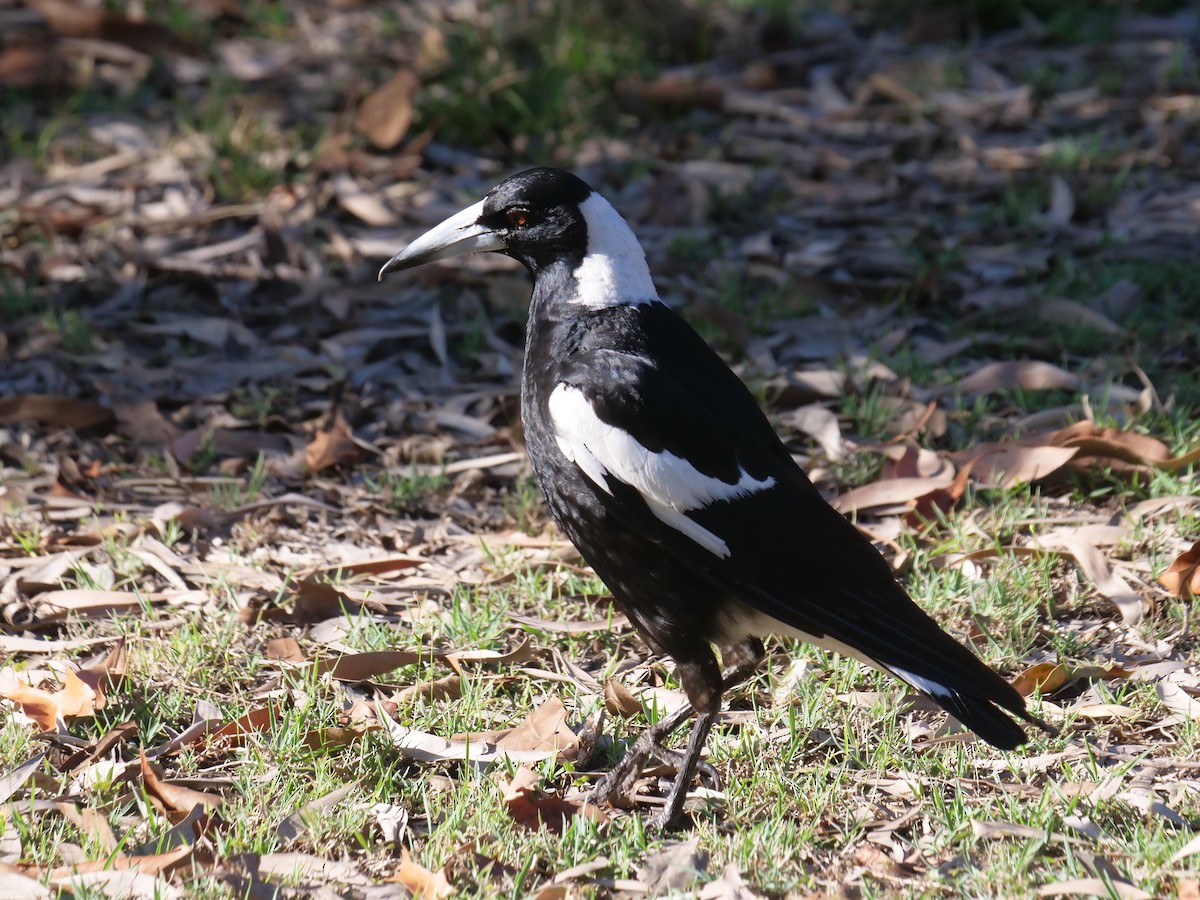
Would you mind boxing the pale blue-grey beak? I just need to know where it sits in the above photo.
[377,199,505,280]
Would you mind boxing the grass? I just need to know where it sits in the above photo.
[4,453,1196,896]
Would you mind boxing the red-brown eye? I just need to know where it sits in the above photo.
[507,209,528,227]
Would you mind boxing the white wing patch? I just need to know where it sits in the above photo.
[886,665,955,702]
[572,193,658,309]
[548,384,776,558]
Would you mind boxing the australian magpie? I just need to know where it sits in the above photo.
[379,167,1055,829]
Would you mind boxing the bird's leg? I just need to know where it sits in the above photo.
[591,691,712,805]
[649,709,716,830]
[592,638,765,826]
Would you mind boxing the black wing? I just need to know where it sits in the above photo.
[555,303,1042,748]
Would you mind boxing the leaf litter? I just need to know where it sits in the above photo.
[1,0,1199,897]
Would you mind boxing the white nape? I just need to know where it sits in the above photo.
[548,384,776,558]
[572,193,659,309]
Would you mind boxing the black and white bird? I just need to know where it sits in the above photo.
[379,168,1054,829]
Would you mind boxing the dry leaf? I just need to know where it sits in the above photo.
[395,674,463,704]
[1035,877,1150,899]
[966,445,1078,488]
[289,578,361,623]
[698,862,758,899]
[905,458,974,527]
[1,753,46,804]
[306,415,366,472]
[831,474,955,515]
[636,840,709,895]
[266,637,306,662]
[357,70,419,149]
[387,850,454,898]
[500,767,607,834]
[954,361,1078,395]
[1157,680,1200,719]
[1050,534,1146,625]
[1011,662,1132,697]
[206,706,281,749]
[1159,541,1200,599]
[496,698,580,758]
[0,394,115,431]
[314,555,424,578]
[140,751,223,812]
[604,679,643,718]
[312,649,431,681]
[0,668,98,730]
[1171,834,1200,865]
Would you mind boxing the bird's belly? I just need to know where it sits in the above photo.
[715,603,877,668]
[532,452,734,655]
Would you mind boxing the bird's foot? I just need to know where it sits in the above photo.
[592,711,720,830]
[591,726,658,806]
[592,734,721,808]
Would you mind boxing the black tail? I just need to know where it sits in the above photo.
[941,687,1059,749]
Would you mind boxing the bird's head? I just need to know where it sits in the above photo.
[379,167,657,309]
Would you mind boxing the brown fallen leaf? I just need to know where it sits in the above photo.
[306,414,367,472]
[1157,679,1200,719]
[275,782,358,842]
[496,698,580,759]
[831,474,955,515]
[905,458,974,528]
[26,0,180,53]
[356,69,419,150]
[0,394,114,431]
[39,843,197,884]
[395,675,463,704]
[1049,534,1146,625]
[0,43,64,90]
[953,361,1078,395]
[301,725,373,751]
[1040,420,1170,476]
[1159,541,1200,599]
[500,767,607,834]
[965,445,1078,488]
[387,850,455,899]
[0,666,102,730]
[312,649,432,681]
[140,751,223,813]
[265,637,306,663]
[113,400,183,446]
[62,720,139,773]
[1035,877,1150,899]
[604,679,643,718]
[290,578,362,623]
[313,555,424,579]
[0,866,52,899]
[205,706,281,749]
[1011,662,1132,698]
[80,637,128,694]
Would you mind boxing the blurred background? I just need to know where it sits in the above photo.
[1,0,1197,494]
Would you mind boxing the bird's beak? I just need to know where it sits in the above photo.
[377,199,505,280]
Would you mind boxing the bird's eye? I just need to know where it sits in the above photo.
[507,209,529,228]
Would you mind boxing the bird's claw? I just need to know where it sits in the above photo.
[591,729,721,813]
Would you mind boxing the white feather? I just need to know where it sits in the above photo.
[886,665,955,701]
[548,384,775,558]
[572,193,658,309]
